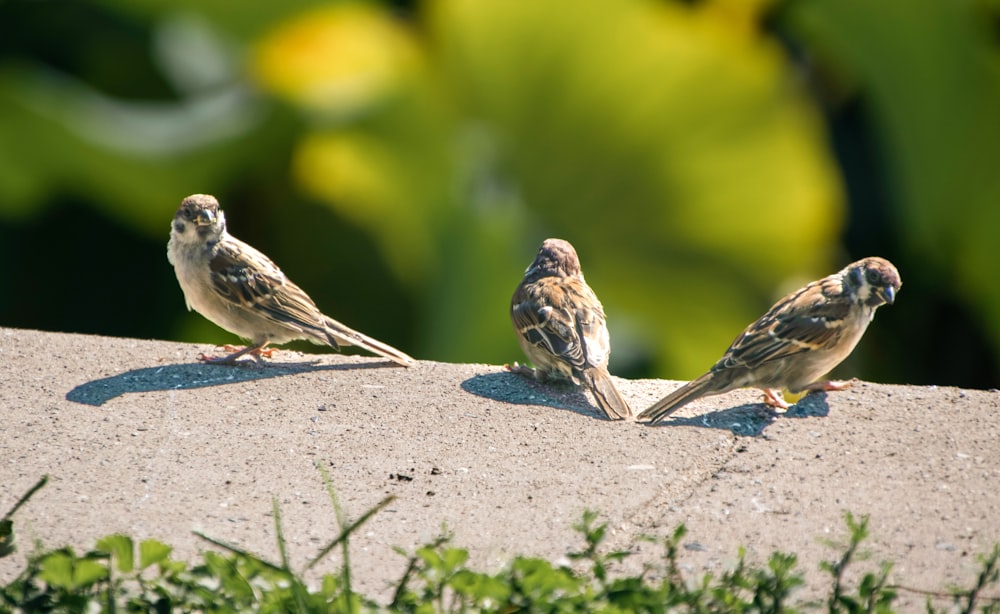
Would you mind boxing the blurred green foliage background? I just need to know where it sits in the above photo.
[1,0,997,388]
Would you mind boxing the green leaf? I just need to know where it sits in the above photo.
[450,569,511,603]
[38,550,109,590]
[97,534,134,573]
[72,557,111,590]
[139,539,173,570]
[424,0,844,372]
[512,557,581,598]
[203,551,257,603]
[38,551,77,589]
[441,547,469,572]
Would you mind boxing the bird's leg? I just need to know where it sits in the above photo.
[803,379,855,393]
[218,344,277,358]
[761,388,791,410]
[198,342,272,365]
[505,362,541,379]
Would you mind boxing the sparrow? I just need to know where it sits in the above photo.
[510,238,633,420]
[167,194,415,366]
[638,257,901,424]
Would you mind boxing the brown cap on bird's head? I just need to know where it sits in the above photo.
[844,256,902,307]
[523,238,583,281]
[173,194,226,239]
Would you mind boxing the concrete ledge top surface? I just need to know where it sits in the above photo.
[1,327,998,606]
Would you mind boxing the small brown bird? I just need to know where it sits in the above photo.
[510,238,633,420]
[638,257,901,424]
[167,194,415,366]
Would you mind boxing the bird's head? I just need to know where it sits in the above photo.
[523,238,583,282]
[845,257,902,308]
[172,194,226,242]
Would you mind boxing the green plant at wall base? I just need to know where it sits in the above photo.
[3,475,1000,612]
[817,512,895,613]
[0,477,48,561]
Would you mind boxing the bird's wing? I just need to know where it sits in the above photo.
[718,279,851,371]
[208,238,327,337]
[511,278,589,373]
[572,284,611,370]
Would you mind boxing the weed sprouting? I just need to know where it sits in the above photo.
[1,475,998,612]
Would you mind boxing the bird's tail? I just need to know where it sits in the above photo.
[323,316,415,367]
[582,368,633,421]
[637,372,717,424]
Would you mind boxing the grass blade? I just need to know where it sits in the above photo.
[192,531,284,573]
[305,494,396,572]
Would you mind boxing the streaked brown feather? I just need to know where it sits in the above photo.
[719,277,852,371]
[639,257,901,424]
[208,239,331,342]
[511,238,631,420]
[512,276,604,375]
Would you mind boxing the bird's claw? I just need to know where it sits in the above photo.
[505,362,538,378]
[761,388,791,411]
[219,344,276,358]
[197,343,274,365]
[807,379,854,392]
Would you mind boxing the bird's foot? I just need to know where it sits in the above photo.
[804,378,855,393]
[505,362,540,379]
[196,351,242,365]
[220,344,276,358]
[198,343,273,365]
[761,388,791,411]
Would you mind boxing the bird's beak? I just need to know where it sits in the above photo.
[195,209,216,226]
[878,285,896,305]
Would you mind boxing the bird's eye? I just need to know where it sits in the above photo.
[865,269,881,285]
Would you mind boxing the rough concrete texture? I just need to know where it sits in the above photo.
[1,327,998,608]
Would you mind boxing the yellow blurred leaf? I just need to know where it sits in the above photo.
[294,132,394,212]
[253,3,420,114]
[292,131,437,281]
[429,0,845,372]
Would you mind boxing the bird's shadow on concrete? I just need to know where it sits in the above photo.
[66,359,390,407]
[647,392,832,437]
[460,371,610,421]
